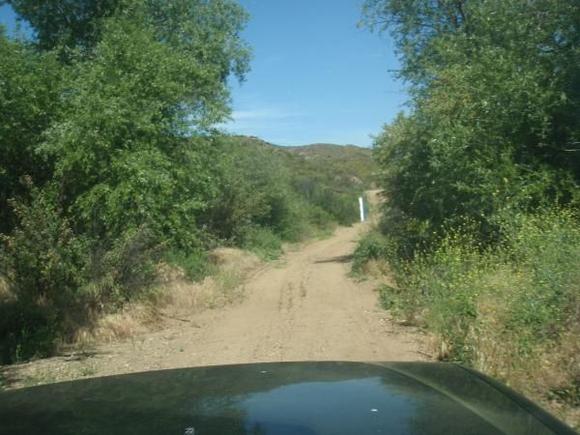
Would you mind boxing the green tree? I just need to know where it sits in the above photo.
[35,2,250,250]
[3,0,120,52]
[365,0,580,252]
[0,0,250,360]
[0,30,63,234]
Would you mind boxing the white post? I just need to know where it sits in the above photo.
[359,196,365,222]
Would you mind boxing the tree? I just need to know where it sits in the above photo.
[362,0,470,85]
[0,0,251,360]
[1,1,251,250]
[365,0,580,252]
[4,0,120,52]
[0,30,63,234]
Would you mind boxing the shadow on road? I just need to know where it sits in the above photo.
[313,254,353,264]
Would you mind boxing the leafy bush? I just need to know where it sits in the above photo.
[164,250,216,282]
[83,226,160,308]
[206,136,361,247]
[0,184,159,362]
[0,33,63,235]
[240,227,283,261]
[294,177,361,227]
[351,230,394,274]
[0,185,89,356]
[365,0,580,255]
[498,210,580,347]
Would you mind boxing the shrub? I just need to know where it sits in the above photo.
[240,227,282,261]
[499,210,580,349]
[0,185,88,361]
[0,185,159,362]
[303,203,336,237]
[164,250,216,282]
[352,230,395,274]
[207,137,356,247]
[83,226,160,309]
[307,187,360,226]
[373,208,580,415]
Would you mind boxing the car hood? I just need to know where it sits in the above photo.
[0,361,574,435]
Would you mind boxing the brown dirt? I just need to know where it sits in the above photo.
[1,224,426,389]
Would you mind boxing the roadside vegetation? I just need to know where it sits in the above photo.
[356,0,580,425]
[0,1,372,364]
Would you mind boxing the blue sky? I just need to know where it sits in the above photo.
[0,1,407,147]
[227,0,407,147]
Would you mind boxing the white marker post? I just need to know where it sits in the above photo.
[359,196,365,222]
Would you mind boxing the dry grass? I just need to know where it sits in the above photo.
[0,277,13,303]
[372,250,580,429]
[407,293,579,429]
[360,258,393,281]
[514,328,580,429]
[72,304,161,347]
[424,283,578,428]
[70,248,262,348]
[158,248,261,313]
[462,289,580,429]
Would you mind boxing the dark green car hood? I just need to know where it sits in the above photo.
[0,361,574,435]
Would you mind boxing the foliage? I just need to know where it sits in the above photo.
[376,211,579,405]
[5,0,251,72]
[0,1,373,362]
[351,230,394,275]
[0,0,250,361]
[365,0,580,253]
[2,0,251,255]
[361,0,580,423]
[164,250,216,282]
[0,31,63,234]
[240,227,283,261]
[0,183,87,361]
[206,136,365,246]
[203,137,295,243]
[4,0,120,52]
[0,182,160,362]
[36,3,250,250]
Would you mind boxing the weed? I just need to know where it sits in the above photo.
[241,227,283,261]
[352,230,395,275]
[165,250,217,282]
[357,208,580,426]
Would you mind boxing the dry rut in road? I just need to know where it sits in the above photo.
[3,224,425,387]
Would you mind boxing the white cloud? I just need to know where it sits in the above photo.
[217,105,305,138]
[229,107,303,122]
[216,105,375,147]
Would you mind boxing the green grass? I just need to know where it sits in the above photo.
[241,227,283,261]
[164,250,217,282]
[351,230,395,275]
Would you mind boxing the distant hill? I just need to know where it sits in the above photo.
[216,135,375,228]
[225,136,376,188]
[282,143,375,187]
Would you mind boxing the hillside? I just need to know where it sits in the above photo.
[283,143,375,185]
[226,136,377,188]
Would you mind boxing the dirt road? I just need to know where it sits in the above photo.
[2,224,424,388]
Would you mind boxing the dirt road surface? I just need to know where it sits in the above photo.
[2,224,425,388]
